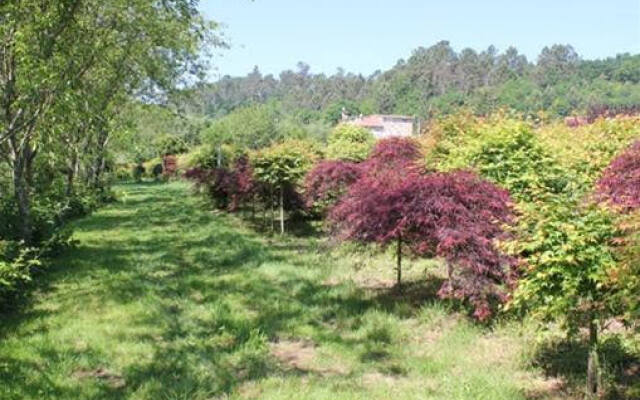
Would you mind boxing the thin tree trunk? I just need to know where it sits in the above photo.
[92,128,109,190]
[262,194,267,227]
[396,235,402,288]
[587,318,601,397]
[25,146,35,189]
[12,151,32,243]
[279,185,284,235]
[270,187,275,233]
[66,168,75,196]
[93,153,106,189]
[251,194,256,221]
[66,153,78,196]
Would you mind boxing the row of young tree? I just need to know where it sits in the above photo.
[176,42,640,121]
[184,115,639,397]
[0,1,217,307]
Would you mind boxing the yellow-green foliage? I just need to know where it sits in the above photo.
[422,110,482,168]
[427,114,569,203]
[425,112,640,335]
[326,124,375,162]
[113,163,133,181]
[142,158,162,178]
[537,117,640,190]
[251,139,322,187]
[605,210,640,325]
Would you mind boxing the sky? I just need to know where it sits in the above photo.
[201,0,640,79]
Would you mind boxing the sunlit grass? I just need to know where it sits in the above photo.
[0,181,636,399]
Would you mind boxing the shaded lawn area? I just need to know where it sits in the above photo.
[0,182,637,399]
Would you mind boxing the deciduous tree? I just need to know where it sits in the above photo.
[304,160,361,215]
[252,140,320,234]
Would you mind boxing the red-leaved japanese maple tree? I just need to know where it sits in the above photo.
[184,159,256,212]
[304,160,361,214]
[364,136,423,177]
[228,155,256,211]
[329,137,517,320]
[597,140,640,211]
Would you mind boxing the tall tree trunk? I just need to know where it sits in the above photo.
[587,318,601,397]
[92,153,105,189]
[91,128,109,190]
[396,235,402,288]
[279,185,285,235]
[24,146,35,190]
[66,168,75,196]
[12,149,32,243]
[66,153,78,196]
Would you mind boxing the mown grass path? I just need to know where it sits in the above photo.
[1,182,561,400]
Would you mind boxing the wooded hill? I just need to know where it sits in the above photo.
[175,41,640,121]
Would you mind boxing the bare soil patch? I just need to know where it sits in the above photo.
[72,367,126,389]
[270,339,349,376]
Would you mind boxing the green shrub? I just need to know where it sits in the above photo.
[252,139,321,233]
[0,227,73,310]
[326,124,375,162]
[0,242,41,307]
[154,134,189,156]
[186,144,242,170]
[113,164,132,181]
[142,158,162,178]
[435,116,569,203]
[252,140,321,187]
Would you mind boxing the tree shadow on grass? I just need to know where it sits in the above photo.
[532,335,640,399]
[0,182,475,399]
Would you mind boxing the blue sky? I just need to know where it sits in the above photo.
[201,0,640,79]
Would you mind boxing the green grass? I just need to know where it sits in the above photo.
[0,182,637,399]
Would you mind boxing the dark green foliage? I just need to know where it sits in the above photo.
[152,164,164,180]
[177,42,640,122]
[132,164,146,182]
[323,100,368,125]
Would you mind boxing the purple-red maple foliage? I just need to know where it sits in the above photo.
[184,167,238,210]
[304,160,362,212]
[228,155,256,211]
[363,137,422,177]
[597,140,640,211]
[329,169,516,320]
[183,167,208,182]
[184,156,258,211]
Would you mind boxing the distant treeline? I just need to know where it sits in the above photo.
[174,41,640,122]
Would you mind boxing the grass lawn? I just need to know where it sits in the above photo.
[1,182,637,399]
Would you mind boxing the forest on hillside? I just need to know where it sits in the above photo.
[123,41,640,162]
[181,41,640,120]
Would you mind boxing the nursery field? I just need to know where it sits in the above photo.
[1,182,637,400]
